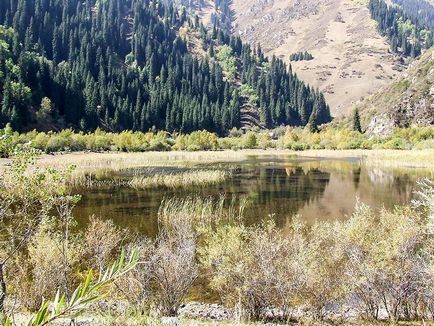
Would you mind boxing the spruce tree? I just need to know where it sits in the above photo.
[353,108,362,133]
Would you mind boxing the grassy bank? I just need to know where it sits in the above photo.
[15,148,434,171]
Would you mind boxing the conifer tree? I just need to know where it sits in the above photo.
[353,108,362,133]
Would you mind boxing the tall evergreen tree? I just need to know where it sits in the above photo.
[353,108,362,133]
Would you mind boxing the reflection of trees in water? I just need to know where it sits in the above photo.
[392,174,414,198]
[236,166,331,227]
[74,161,426,236]
[75,166,331,233]
[353,167,362,190]
[364,168,415,204]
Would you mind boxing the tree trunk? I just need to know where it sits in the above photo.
[0,263,6,313]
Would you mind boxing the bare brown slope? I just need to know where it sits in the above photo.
[230,0,403,116]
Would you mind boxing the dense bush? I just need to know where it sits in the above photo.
[200,196,434,322]
[0,125,433,156]
[173,130,219,151]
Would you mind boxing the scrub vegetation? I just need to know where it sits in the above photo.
[1,124,433,159]
[0,147,433,324]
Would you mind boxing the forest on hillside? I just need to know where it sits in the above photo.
[0,0,331,135]
[392,0,434,30]
[369,0,434,57]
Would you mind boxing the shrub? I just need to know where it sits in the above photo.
[200,220,309,320]
[218,137,241,150]
[174,130,219,151]
[149,220,198,316]
[200,185,434,322]
[113,131,147,152]
[257,133,272,149]
[228,127,243,138]
[83,216,125,271]
[0,124,14,158]
[382,137,411,150]
[243,132,257,149]
[9,227,79,310]
[339,203,433,320]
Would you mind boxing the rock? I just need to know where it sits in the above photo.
[178,302,233,321]
[161,317,180,326]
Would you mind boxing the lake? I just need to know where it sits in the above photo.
[73,154,433,236]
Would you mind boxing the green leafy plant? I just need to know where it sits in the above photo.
[24,248,138,326]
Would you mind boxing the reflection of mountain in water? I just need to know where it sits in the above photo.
[73,158,430,236]
[235,166,331,227]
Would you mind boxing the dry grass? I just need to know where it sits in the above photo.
[1,149,432,180]
[158,195,246,232]
[296,149,434,168]
[129,169,229,189]
[44,149,434,169]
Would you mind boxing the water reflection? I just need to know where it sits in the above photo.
[73,156,432,236]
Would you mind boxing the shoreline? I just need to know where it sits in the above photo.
[0,149,432,172]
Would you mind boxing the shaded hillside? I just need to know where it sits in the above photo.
[229,0,403,116]
[369,0,434,58]
[0,0,331,134]
[358,46,434,135]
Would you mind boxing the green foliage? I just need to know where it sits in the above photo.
[2,125,433,154]
[25,248,138,326]
[278,126,434,150]
[216,45,237,81]
[369,0,434,57]
[239,84,259,106]
[242,132,257,148]
[174,130,219,151]
[0,0,331,134]
[0,123,14,157]
[290,51,314,61]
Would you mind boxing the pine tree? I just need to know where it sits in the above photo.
[353,108,362,133]
[0,0,331,134]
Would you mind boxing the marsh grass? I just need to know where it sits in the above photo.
[68,168,230,189]
[158,195,247,232]
[2,150,433,190]
[129,169,230,189]
[35,149,434,172]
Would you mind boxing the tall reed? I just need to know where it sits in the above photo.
[129,170,229,189]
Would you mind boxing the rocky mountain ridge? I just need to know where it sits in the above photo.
[363,48,434,135]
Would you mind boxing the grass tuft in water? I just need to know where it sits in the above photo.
[129,169,230,189]
[158,195,247,232]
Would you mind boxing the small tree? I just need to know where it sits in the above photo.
[353,108,362,133]
[307,109,319,133]
[35,97,53,127]
[0,146,78,315]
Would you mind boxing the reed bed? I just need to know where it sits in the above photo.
[1,149,433,179]
[129,169,230,189]
[157,195,247,231]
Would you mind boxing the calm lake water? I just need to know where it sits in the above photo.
[73,155,433,236]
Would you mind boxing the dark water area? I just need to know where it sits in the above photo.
[73,155,433,236]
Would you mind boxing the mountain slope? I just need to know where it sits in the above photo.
[0,0,331,134]
[359,46,434,135]
[230,0,403,116]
